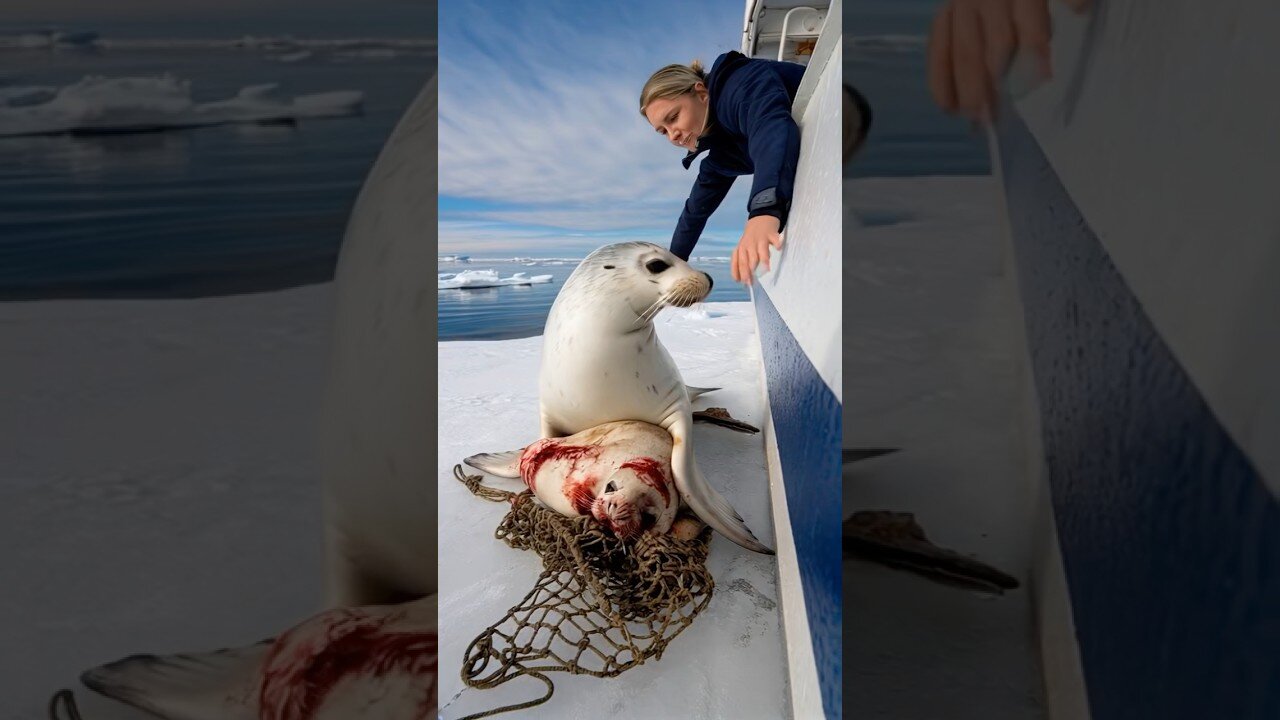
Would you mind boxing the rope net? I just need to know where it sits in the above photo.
[452,465,714,719]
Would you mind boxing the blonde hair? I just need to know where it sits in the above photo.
[639,59,706,115]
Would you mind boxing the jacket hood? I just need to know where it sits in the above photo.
[681,50,751,169]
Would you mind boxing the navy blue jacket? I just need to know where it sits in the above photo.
[670,51,805,260]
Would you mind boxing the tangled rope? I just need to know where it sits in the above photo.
[452,465,714,719]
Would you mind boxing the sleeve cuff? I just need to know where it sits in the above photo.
[748,187,778,211]
[748,206,782,221]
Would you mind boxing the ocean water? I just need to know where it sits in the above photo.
[438,257,749,341]
[845,37,991,178]
[844,0,990,178]
[0,43,433,299]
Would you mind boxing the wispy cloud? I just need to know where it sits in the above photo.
[439,0,750,254]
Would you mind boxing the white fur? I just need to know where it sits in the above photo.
[537,242,773,554]
[319,76,438,605]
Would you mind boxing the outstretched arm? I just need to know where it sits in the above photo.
[671,163,736,261]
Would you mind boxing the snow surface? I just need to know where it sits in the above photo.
[843,176,1046,717]
[0,284,337,720]
[437,270,554,290]
[437,301,785,720]
[0,75,363,137]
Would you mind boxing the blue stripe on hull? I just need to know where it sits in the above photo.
[753,285,843,718]
[995,108,1280,720]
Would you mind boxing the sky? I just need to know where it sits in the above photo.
[0,0,437,38]
[437,0,753,256]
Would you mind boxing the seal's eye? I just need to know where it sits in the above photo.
[605,481,618,494]
[603,265,615,269]
[645,259,671,274]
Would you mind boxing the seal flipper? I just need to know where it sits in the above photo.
[843,448,899,464]
[463,449,523,478]
[692,408,760,434]
[81,641,270,720]
[668,416,774,555]
[684,385,720,400]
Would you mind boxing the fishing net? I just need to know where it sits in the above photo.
[451,464,714,719]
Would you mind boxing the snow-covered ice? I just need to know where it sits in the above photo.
[0,75,364,137]
[0,284,336,720]
[438,270,554,290]
[843,176,1047,716]
[437,301,785,720]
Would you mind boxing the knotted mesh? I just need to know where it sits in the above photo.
[452,465,713,719]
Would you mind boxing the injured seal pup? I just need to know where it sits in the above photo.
[466,420,710,540]
[536,242,773,554]
[63,595,438,720]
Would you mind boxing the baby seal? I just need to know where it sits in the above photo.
[76,595,438,720]
[465,421,678,539]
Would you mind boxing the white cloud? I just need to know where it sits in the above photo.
[437,0,750,252]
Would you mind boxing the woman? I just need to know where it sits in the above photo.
[639,51,805,285]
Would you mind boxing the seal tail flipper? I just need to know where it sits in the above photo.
[669,418,774,555]
[842,448,899,464]
[81,641,270,720]
[463,449,523,478]
[691,409,760,434]
[684,385,720,400]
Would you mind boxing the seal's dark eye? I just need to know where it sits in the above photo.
[645,259,671,274]
[603,265,615,269]
[605,481,618,493]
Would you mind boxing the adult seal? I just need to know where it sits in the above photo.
[538,242,773,554]
[318,75,438,606]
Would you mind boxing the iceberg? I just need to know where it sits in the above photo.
[0,75,364,137]
[438,270,553,290]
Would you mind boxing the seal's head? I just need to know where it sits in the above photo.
[589,457,676,539]
[558,242,713,328]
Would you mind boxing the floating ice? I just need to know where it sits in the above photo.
[0,29,99,49]
[0,86,57,107]
[269,50,313,63]
[438,270,554,290]
[0,75,364,137]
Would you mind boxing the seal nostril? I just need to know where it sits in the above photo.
[703,272,713,291]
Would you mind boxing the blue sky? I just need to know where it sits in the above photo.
[438,0,752,256]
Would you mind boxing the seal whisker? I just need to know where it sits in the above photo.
[635,294,666,325]
[639,291,670,324]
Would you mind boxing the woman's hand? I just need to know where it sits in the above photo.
[731,215,783,285]
[927,0,1091,123]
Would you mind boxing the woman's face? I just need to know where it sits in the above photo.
[644,83,709,152]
